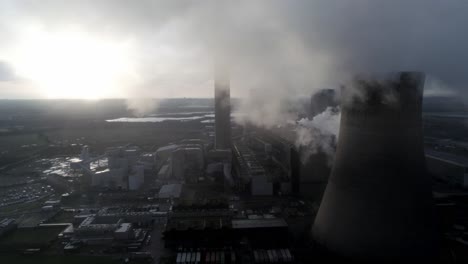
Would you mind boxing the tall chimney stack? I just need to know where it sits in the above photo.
[312,72,435,261]
[214,62,231,150]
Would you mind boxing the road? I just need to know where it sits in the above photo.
[141,218,172,264]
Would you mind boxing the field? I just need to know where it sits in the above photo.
[45,210,75,223]
[0,133,47,167]
[0,255,119,264]
[0,197,50,217]
[0,226,64,249]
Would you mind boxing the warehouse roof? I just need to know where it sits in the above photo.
[159,184,182,199]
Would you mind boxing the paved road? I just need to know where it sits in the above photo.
[140,218,172,264]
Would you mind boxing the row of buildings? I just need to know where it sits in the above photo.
[209,70,468,262]
[71,145,146,191]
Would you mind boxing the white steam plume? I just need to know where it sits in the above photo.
[295,106,341,165]
[125,98,159,117]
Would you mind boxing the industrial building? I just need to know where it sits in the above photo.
[39,223,74,239]
[158,183,182,199]
[175,249,237,264]
[96,205,167,225]
[163,202,290,251]
[155,144,179,171]
[75,216,125,244]
[252,248,294,263]
[41,199,61,212]
[72,208,158,248]
[128,164,145,190]
[171,146,205,182]
[70,145,147,191]
[163,202,234,248]
[231,127,332,200]
[313,72,435,261]
[293,148,331,201]
[153,140,208,183]
[232,141,272,195]
[114,223,134,240]
[263,130,332,200]
[70,145,93,170]
[245,133,294,195]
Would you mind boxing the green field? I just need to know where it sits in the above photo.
[0,133,46,151]
[46,210,75,223]
[0,197,49,217]
[0,255,120,264]
[0,226,64,249]
[0,133,48,166]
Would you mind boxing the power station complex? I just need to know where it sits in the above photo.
[65,71,439,262]
[6,69,468,263]
[210,70,437,261]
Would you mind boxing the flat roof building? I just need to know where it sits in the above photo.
[158,184,182,199]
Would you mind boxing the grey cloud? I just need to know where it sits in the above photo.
[275,0,468,93]
[0,0,467,100]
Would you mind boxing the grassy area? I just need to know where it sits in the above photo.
[0,226,64,249]
[0,133,46,151]
[0,196,50,217]
[0,255,120,264]
[46,210,75,223]
[0,133,48,167]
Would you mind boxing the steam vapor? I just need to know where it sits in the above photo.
[0,1,464,135]
[125,98,159,117]
[295,106,341,165]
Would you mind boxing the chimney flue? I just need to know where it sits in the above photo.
[214,62,231,150]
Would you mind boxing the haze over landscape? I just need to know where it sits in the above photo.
[1,1,468,264]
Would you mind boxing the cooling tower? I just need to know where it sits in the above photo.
[214,64,231,150]
[312,72,435,261]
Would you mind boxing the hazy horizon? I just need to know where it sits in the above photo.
[1,1,468,101]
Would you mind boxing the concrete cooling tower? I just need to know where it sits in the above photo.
[312,72,435,261]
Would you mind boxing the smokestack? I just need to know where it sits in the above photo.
[312,72,435,261]
[214,62,231,150]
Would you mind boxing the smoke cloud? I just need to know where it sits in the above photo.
[125,98,160,117]
[0,1,466,118]
[295,107,341,164]
[424,76,457,97]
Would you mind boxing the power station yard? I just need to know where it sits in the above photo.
[0,95,467,263]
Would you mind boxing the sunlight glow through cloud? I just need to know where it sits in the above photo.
[9,25,137,99]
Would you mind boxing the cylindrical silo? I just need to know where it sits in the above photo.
[312,72,435,261]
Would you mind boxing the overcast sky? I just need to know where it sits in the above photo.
[0,0,467,99]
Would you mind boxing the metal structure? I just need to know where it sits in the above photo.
[312,72,435,261]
